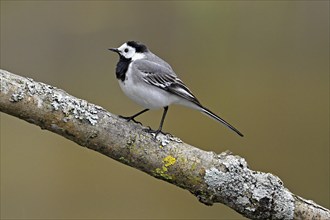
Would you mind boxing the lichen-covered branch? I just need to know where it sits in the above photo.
[0,69,329,219]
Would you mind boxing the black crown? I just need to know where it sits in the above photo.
[127,41,148,53]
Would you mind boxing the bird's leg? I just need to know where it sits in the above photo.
[144,106,169,138]
[119,109,149,125]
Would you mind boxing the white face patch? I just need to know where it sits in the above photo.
[117,43,146,60]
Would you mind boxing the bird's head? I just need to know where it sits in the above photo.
[109,41,148,60]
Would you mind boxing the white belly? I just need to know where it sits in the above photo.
[118,74,179,109]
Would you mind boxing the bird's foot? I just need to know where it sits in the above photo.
[143,127,169,139]
[119,115,142,125]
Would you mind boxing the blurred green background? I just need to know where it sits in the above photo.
[1,1,329,219]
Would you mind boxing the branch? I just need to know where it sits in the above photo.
[0,69,329,219]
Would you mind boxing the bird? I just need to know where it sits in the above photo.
[109,41,243,138]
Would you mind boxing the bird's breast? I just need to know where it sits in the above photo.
[118,68,179,109]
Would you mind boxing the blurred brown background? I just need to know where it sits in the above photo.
[1,1,329,219]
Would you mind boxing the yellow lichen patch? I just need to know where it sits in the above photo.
[153,155,177,180]
[179,157,187,163]
[163,155,176,167]
[155,167,172,180]
[191,162,197,170]
[119,156,130,164]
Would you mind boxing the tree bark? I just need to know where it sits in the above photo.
[0,69,329,219]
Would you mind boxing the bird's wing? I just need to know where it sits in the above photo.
[134,60,202,106]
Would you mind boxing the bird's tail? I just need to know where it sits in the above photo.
[201,107,244,137]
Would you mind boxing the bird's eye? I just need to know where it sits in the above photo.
[124,48,129,53]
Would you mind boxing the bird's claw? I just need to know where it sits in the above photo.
[143,127,169,139]
[119,115,142,125]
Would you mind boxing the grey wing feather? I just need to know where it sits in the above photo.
[145,52,173,71]
[134,59,202,106]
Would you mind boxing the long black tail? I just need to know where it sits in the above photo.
[201,107,244,137]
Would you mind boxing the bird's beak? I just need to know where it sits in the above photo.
[109,48,119,53]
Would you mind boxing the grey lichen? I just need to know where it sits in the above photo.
[3,72,100,126]
[26,77,100,125]
[158,134,170,147]
[204,155,294,219]
[25,77,54,97]
[10,87,25,102]
[158,133,182,147]
[51,93,99,125]
[1,73,11,94]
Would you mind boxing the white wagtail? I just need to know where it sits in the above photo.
[109,41,243,137]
